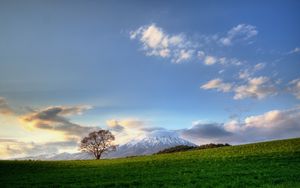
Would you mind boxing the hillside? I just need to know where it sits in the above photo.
[1,138,300,187]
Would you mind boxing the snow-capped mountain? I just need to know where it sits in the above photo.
[105,135,196,158]
[15,135,196,160]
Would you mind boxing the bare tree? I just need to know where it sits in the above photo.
[80,130,117,159]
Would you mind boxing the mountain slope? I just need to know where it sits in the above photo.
[105,135,196,158]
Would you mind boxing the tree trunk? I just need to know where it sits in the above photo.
[96,154,101,160]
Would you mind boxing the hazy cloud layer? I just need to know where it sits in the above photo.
[181,122,232,140]
[238,63,266,80]
[106,119,165,134]
[21,106,96,138]
[288,47,300,54]
[107,119,178,141]
[219,24,258,46]
[106,119,148,131]
[0,139,78,159]
[288,78,300,99]
[0,97,14,115]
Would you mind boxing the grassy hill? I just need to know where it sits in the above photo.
[1,138,300,187]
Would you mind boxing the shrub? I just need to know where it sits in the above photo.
[157,145,197,154]
[157,143,231,154]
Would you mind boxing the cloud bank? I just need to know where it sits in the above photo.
[181,106,300,144]
[1,97,300,158]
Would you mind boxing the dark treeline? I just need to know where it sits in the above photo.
[157,143,231,154]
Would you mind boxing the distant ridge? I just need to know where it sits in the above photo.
[15,135,196,160]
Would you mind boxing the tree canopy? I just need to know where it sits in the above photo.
[80,130,117,159]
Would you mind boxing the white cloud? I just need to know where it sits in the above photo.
[234,76,277,100]
[204,56,217,65]
[288,47,300,54]
[173,49,194,63]
[238,63,266,80]
[220,24,258,46]
[169,35,184,46]
[201,76,277,100]
[130,23,293,102]
[253,63,266,71]
[218,69,225,74]
[200,55,243,66]
[130,24,194,63]
[159,48,170,57]
[288,78,300,99]
[130,23,252,64]
[201,78,232,92]
[220,37,231,46]
[239,70,251,80]
[197,51,205,60]
[140,24,165,49]
[219,57,243,66]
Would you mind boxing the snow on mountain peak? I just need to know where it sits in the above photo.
[105,134,196,158]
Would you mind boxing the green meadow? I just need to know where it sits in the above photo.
[1,138,300,188]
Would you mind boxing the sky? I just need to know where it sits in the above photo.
[0,0,300,159]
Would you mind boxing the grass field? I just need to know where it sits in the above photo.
[1,138,300,187]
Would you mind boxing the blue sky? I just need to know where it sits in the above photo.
[0,0,300,158]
